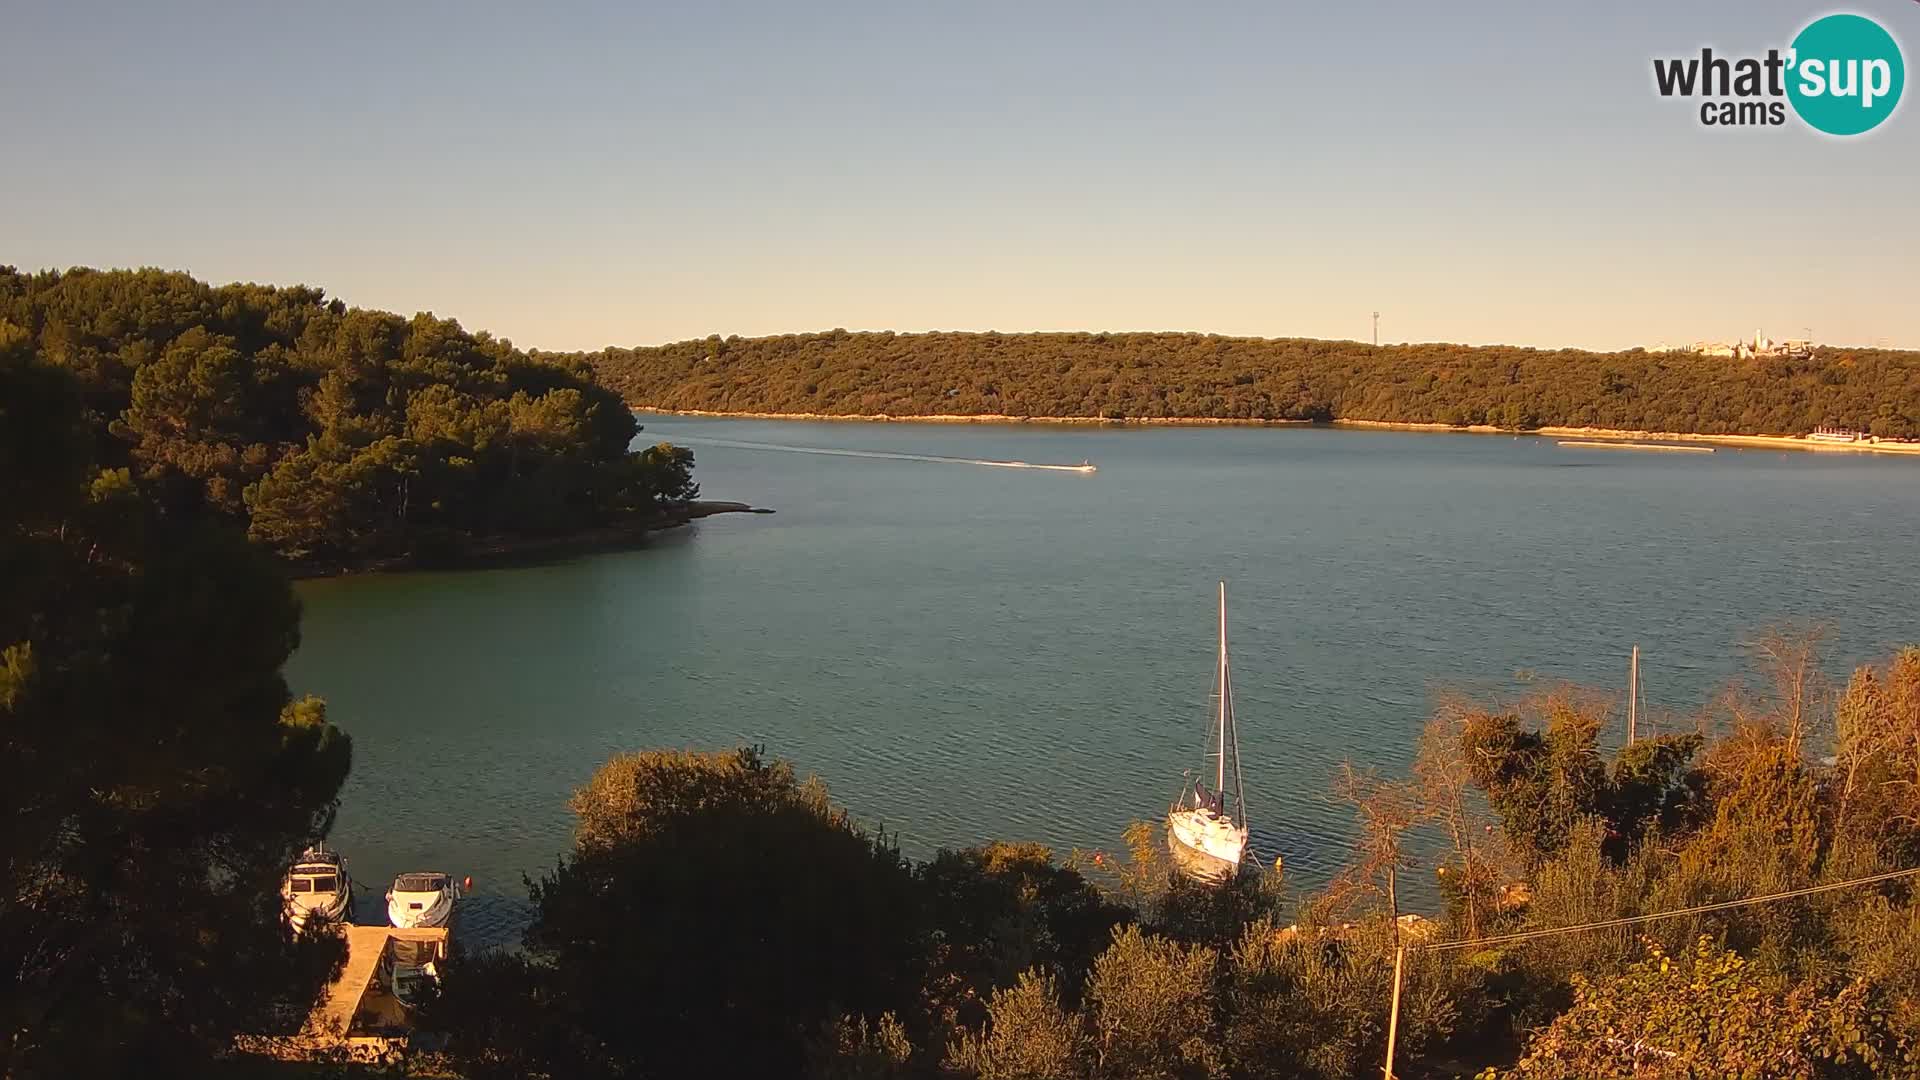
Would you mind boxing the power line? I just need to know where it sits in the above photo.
[1380,864,1920,1078]
[1418,865,1920,954]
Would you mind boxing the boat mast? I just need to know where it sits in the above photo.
[1627,645,1639,745]
[1217,581,1228,793]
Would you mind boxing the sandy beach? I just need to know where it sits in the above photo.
[634,407,1920,457]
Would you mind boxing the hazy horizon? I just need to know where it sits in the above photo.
[6,1,1917,353]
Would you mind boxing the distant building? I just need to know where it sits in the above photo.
[1654,329,1813,360]
[1810,426,1868,443]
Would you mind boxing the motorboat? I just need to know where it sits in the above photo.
[282,845,352,933]
[381,931,450,1006]
[1165,582,1251,882]
[386,871,464,929]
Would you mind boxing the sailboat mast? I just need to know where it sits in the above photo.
[1217,581,1228,793]
[1627,645,1639,745]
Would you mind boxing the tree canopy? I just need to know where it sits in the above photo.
[578,330,1920,438]
[0,266,697,568]
[433,748,926,1080]
[425,639,1920,1080]
[0,333,352,1075]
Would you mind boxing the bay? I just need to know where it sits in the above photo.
[289,416,1920,943]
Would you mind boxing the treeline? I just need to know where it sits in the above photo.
[575,330,1920,438]
[0,266,696,566]
[3,322,353,1075]
[417,637,1920,1079]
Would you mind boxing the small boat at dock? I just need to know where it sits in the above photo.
[1165,582,1251,882]
[386,871,466,929]
[282,845,352,933]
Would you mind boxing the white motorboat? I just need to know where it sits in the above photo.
[1165,582,1251,882]
[282,845,352,933]
[386,871,463,929]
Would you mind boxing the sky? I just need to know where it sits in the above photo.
[3,1,1916,352]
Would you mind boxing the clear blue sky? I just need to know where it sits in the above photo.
[4,1,1915,351]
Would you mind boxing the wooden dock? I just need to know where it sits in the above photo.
[239,924,450,1061]
[1558,440,1714,454]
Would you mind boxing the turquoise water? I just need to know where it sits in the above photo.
[290,417,1920,942]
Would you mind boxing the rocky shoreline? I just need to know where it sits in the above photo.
[286,501,774,579]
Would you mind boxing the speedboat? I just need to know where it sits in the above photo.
[1165,582,1252,882]
[282,845,352,933]
[386,871,463,929]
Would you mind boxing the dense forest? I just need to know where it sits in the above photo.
[576,331,1920,438]
[2,317,353,1074]
[0,266,696,568]
[415,638,1920,1080]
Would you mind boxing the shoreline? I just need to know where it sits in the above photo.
[638,406,1315,428]
[635,407,1920,456]
[287,501,772,580]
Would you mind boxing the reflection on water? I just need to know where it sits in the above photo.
[290,417,1920,948]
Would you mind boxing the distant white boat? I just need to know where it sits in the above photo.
[282,845,352,934]
[1166,582,1250,881]
[974,457,1098,473]
[386,872,464,929]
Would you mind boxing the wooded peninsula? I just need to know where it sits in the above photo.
[0,266,699,572]
[575,330,1920,439]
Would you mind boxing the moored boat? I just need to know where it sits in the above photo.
[282,845,352,933]
[386,871,465,929]
[381,930,450,1006]
[1165,582,1251,882]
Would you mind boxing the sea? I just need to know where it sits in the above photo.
[289,415,1920,943]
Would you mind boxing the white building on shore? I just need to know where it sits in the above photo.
[1651,329,1813,359]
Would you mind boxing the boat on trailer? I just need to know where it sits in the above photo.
[1165,582,1251,882]
[282,844,353,933]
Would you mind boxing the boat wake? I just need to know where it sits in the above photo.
[673,436,1096,473]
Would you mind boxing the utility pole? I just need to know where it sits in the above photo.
[1373,311,1380,348]
[1383,864,1920,1080]
[1383,944,1406,1079]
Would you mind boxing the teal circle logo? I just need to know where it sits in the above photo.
[1787,14,1905,135]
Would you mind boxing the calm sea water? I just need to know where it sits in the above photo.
[290,417,1920,943]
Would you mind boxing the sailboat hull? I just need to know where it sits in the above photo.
[1167,808,1247,882]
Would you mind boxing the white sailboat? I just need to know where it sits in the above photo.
[1166,581,1250,881]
